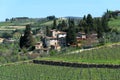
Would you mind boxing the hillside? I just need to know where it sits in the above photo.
[0,63,119,80]
[0,19,37,26]
[0,19,120,80]
[0,43,120,80]
[0,18,49,31]
[37,44,120,65]
[108,17,120,31]
[40,18,68,26]
[0,17,68,30]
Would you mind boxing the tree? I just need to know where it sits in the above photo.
[66,19,77,45]
[95,18,103,38]
[61,20,67,31]
[57,20,67,31]
[13,32,21,40]
[46,26,50,36]
[79,19,88,33]
[61,20,67,28]
[86,14,93,33]
[101,15,109,32]
[41,37,47,48]
[47,15,55,20]
[19,24,35,50]
[5,18,9,22]
[52,19,57,29]
[83,15,86,21]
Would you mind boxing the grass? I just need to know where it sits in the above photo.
[38,58,120,64]
[0,63,120,80]
[40,20,53,26]
[37,45,120,65]
[0,25,25,30]
[0,21,33,31]
[108,17,120,31]
[0,22,14,26]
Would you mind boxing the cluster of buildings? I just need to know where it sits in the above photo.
[35,29,67,52]
[35,29,98,52]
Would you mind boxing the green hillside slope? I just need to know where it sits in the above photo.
[108,17,120,31]
[0,63,119,80]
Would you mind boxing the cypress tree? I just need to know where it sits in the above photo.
[52,19,57,29]
[83,15,86,21]
[86,14,93,33]
[46,26,50,36]
[96,18,103,38]
[79,19,87,32]
[19,24,35,50]
[101,15,109,32]
[66,19,77,45]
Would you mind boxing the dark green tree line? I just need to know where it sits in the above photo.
[78,12,110,38]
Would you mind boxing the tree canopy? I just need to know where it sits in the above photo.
[19,24,35,50]
[66,19,77,45]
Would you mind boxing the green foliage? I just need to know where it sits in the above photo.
[101,15,109,32]
[52,19,57,29]
[108,17,120,32]
[0,32,12,39]
[46,26,51,36]
[0,42,31,64]
[66,19,77,45]
[20,48,28,53]
[47,15,55,20]
[49,50,57,56]
[78,19,87,32]
[0,63,119,80]
[57,20,68,31]
[78,12,111,40]
[78,14,94,33]
[94,18,103,38]
[0,57,7,64]
[86,14,94,32]
[103,32,120,43]
[19,24,35,50]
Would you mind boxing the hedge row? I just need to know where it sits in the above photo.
[33,60,120,68]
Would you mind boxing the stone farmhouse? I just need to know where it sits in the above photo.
[46,29,66,50]
[34,29,67,51]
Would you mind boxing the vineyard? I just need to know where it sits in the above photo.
[0,44,120,79]
[0,63,120,80]
[38,45,120,64]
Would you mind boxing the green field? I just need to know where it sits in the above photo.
[0,63,119,80]
[40,20,53,26]
[38,45,120,64]
[0,22,34,26]
[108,17,120,31]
